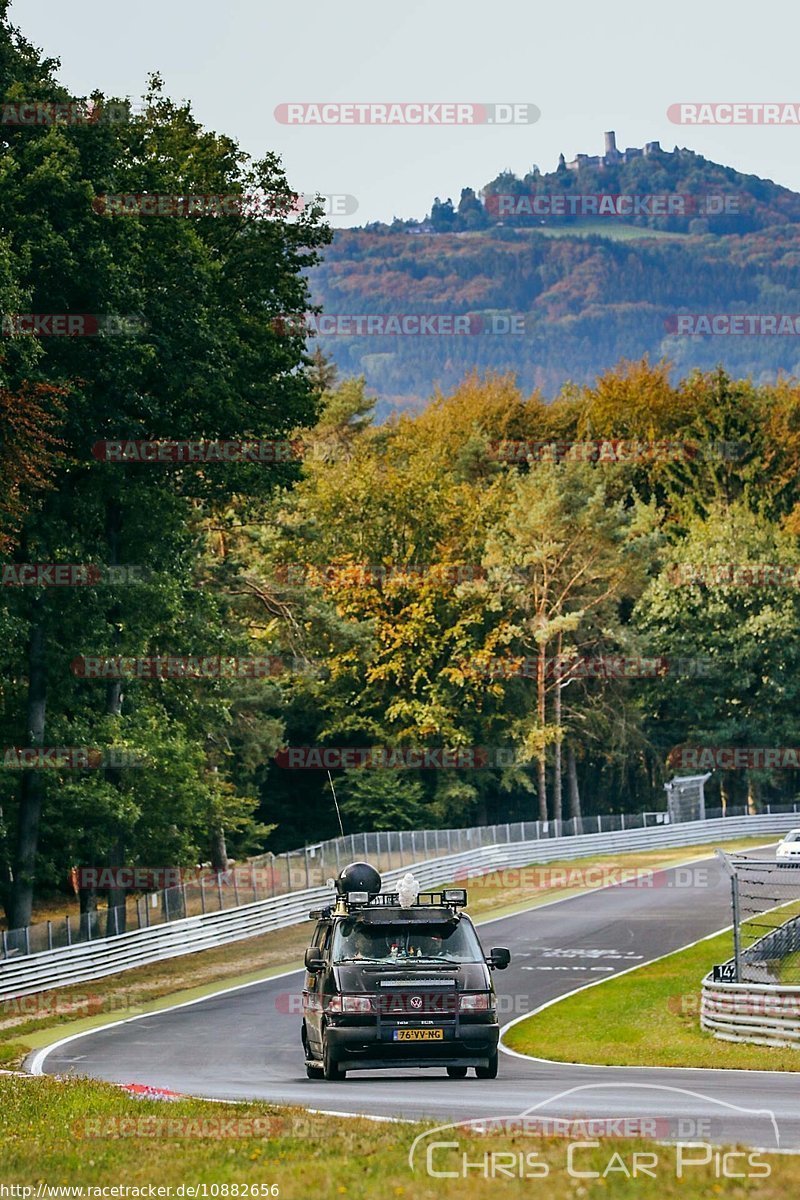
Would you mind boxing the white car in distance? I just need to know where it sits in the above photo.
[776,829,800,860]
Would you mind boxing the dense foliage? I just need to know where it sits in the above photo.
[222,361,800,848]
[0,4,330,926]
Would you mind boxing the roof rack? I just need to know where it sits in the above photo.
[368,890,466,908]
[309,885,468,921]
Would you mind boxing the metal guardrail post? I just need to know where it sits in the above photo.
[716,849,741,982]
[216,875,223,911]
[2,930,7,959]
[65,915,71,945]
[47,920,52,951]
[731,872,742,983]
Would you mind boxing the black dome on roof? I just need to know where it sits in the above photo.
[336,861,382,895]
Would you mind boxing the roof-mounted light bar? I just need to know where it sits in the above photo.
[346,889,468,910]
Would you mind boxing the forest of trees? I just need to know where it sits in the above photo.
[247,360,800,849]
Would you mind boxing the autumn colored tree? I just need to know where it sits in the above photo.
[0,385,65,553]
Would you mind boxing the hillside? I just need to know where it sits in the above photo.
[307,141,800,415]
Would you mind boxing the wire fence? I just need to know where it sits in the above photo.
[724,849,800,983]
[3,800,799,961]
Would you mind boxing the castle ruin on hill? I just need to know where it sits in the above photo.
[562,130,664,171]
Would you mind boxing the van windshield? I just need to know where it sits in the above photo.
[333,918,483,963]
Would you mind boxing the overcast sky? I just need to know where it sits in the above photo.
[14,0,800,226]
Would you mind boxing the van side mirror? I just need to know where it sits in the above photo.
[304,947,325,972]
[488,946,511,970]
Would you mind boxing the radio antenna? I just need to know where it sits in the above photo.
[327,769,345,838]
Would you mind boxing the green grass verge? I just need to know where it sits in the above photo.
[503,928,800,1071]
[1,1073,797,1194]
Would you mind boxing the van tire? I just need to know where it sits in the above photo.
[323,1034,345,1081]
[475,1051,498,1079]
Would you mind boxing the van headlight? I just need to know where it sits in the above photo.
[327,995,374,1013]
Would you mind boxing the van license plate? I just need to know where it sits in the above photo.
[393,1028,444,1041]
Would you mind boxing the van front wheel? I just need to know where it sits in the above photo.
[323,1034,345,1081]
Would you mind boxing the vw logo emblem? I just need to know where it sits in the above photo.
[410,995,423,1009]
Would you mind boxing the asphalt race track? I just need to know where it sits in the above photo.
[32,848,800,1149]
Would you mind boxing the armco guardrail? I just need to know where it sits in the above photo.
[702,975,800,1048]
[0,813,796,1003]
[0,810,676,959]
[4,810,682,959]
[7,802,798,959]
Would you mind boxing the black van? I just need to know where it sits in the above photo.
[301,862,511,1080]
